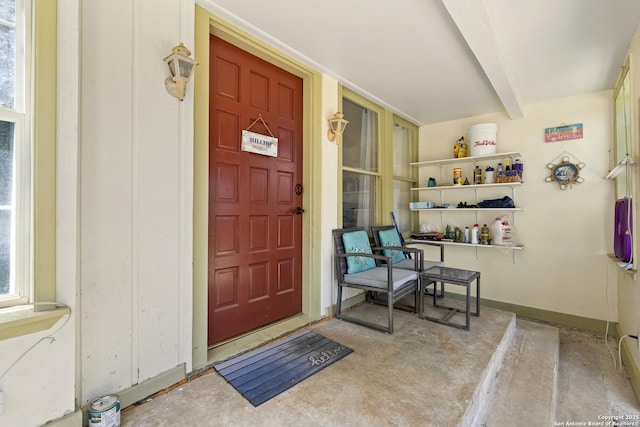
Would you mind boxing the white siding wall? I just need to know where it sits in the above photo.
[80,0,194,404]
[321,76,340,315]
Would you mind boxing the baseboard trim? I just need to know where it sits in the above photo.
[445,292,613,334]
[80,364,186,426]
[615,323,640,404]
[44,409,83,427]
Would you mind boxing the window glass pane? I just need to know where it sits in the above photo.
[0,0,16,24]
[393,180,412,234]
[0,120,14,204]
[342,98,378,172]
[393,122,415,178]
[0,120,13,296]
[342,171,375,229]
[0,209,10,295]
[0,22,16,109]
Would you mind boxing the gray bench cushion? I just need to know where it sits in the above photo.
[344,267,418,290]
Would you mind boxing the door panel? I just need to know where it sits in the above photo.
[208,36,303,345]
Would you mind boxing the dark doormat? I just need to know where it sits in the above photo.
[214,329,353,406]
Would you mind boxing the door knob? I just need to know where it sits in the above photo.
[293,207,305,215]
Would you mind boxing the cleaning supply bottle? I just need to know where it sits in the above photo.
[492,217,513,246]
[480,224,490,245]
[513,158,523,181]
[471,224,479,244]
[464,226,470,243]
[458,137,467,158]
[474,165,482,185]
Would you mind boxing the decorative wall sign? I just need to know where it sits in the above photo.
[242,115,278,157]
[544,152,586,190]
[544,123,583,142]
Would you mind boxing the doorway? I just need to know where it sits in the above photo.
[208,36,304,345]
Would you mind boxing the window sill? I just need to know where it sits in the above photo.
[608,254,635,272]
[0,305,70,342]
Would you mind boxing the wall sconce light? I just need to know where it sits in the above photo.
[163,43,198,101]
[327,112,349,142]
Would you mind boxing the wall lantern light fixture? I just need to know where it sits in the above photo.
[163,43,198,101]
[327,112,349,142]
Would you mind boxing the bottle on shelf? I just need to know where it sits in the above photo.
[464,226,470,243]
[485,166,495,184]
[492,217,513,246]
[453,168,462,185]
[496,162,504,177]
[480,224,490,245]
[513,158,524,180]
[458,137,467,158]
[474,165,482,185]
[505,160,511,171]
[471,224,479,244]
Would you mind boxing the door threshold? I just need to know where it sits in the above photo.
[207,314,314,365]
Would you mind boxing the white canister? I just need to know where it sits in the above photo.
[485,166,495,184]
[468,123,497,157]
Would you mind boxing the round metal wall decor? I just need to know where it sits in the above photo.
[545,155,585,190]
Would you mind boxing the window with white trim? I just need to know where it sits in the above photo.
[0,0,30,306]
[340,88,419,232]
[341,95,380,230]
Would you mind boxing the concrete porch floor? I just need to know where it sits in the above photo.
[121,302,640,426]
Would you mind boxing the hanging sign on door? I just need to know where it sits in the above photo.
[241,130,278,157]
[241,115,278,157]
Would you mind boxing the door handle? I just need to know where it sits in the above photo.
[293,207,305,215]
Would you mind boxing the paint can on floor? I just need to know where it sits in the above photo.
[89,394,120,427]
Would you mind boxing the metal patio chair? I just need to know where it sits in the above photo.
[332,227,421,334]
[371,225,446,298]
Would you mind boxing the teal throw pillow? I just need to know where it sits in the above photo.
[378,228,405,264]
[342,230,376,274]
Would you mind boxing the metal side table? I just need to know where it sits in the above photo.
[420,266,480,330]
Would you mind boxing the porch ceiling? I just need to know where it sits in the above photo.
[202,0,640,125]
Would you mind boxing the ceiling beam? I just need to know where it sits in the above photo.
[442,0,524,119]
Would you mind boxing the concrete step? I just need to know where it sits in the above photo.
[478,318,560,427]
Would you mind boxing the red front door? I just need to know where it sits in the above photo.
[208,36,304,345]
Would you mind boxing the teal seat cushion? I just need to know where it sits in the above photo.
[342,230,376,274]
[378,228,405,264]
